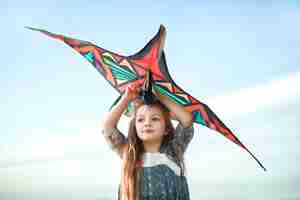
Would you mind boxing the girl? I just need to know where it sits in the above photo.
[102,83,194,200]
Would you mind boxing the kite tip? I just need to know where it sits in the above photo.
[159,24,166,30]
[241,144,267,172]
[24,26,33,30]
[159,24,166,35]
[24,26,39,32]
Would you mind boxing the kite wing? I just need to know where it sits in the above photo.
[27,25,266,171]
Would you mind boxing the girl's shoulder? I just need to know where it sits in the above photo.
[165,123,194,154]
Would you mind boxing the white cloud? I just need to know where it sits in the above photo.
[0,119,106,168]
[207,72,300,119]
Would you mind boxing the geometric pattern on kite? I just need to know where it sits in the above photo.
[26,25,266,171]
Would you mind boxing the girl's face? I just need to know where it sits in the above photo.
[135,104,167,143]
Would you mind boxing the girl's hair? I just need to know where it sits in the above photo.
[120,100,186,200]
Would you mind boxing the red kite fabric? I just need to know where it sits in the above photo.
[27,25,266,171]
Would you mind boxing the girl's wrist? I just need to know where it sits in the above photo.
[121,94,132,104]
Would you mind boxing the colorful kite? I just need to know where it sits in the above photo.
[26,25,266,171]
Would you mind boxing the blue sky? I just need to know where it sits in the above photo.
[1,1,300,199]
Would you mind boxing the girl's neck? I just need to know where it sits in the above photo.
[143,140,162,153]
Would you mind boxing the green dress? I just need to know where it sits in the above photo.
[102,124,194,200]
[137,152,191,200]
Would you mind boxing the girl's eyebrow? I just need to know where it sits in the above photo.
[136,114,162,118]
[151,114,162,117]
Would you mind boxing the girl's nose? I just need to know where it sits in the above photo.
[144,118,151,126]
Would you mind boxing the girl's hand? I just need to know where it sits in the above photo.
[124,83,140,102]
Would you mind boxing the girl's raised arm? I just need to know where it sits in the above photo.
[155,91,193,128]
[155,91,194,154]
[103,95,131,131]
[101,84,139,157]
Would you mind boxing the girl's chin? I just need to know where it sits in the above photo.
[139,135,162,142]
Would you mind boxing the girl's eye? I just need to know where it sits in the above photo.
[137,118,144,122]
[152,117,160,121]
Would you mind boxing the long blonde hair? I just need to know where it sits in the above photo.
[120,101,186,200]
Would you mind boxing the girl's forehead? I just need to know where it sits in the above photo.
[136,105,163,116]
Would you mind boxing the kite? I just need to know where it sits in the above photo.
[26,25,266,171]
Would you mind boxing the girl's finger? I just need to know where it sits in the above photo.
[128,84,135,91]
[131,82,139,90]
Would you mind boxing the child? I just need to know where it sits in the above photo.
[102,83,194,200]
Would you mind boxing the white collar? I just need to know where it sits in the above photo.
[142,152,181,176]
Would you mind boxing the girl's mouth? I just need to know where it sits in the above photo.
[143,129,154,134]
